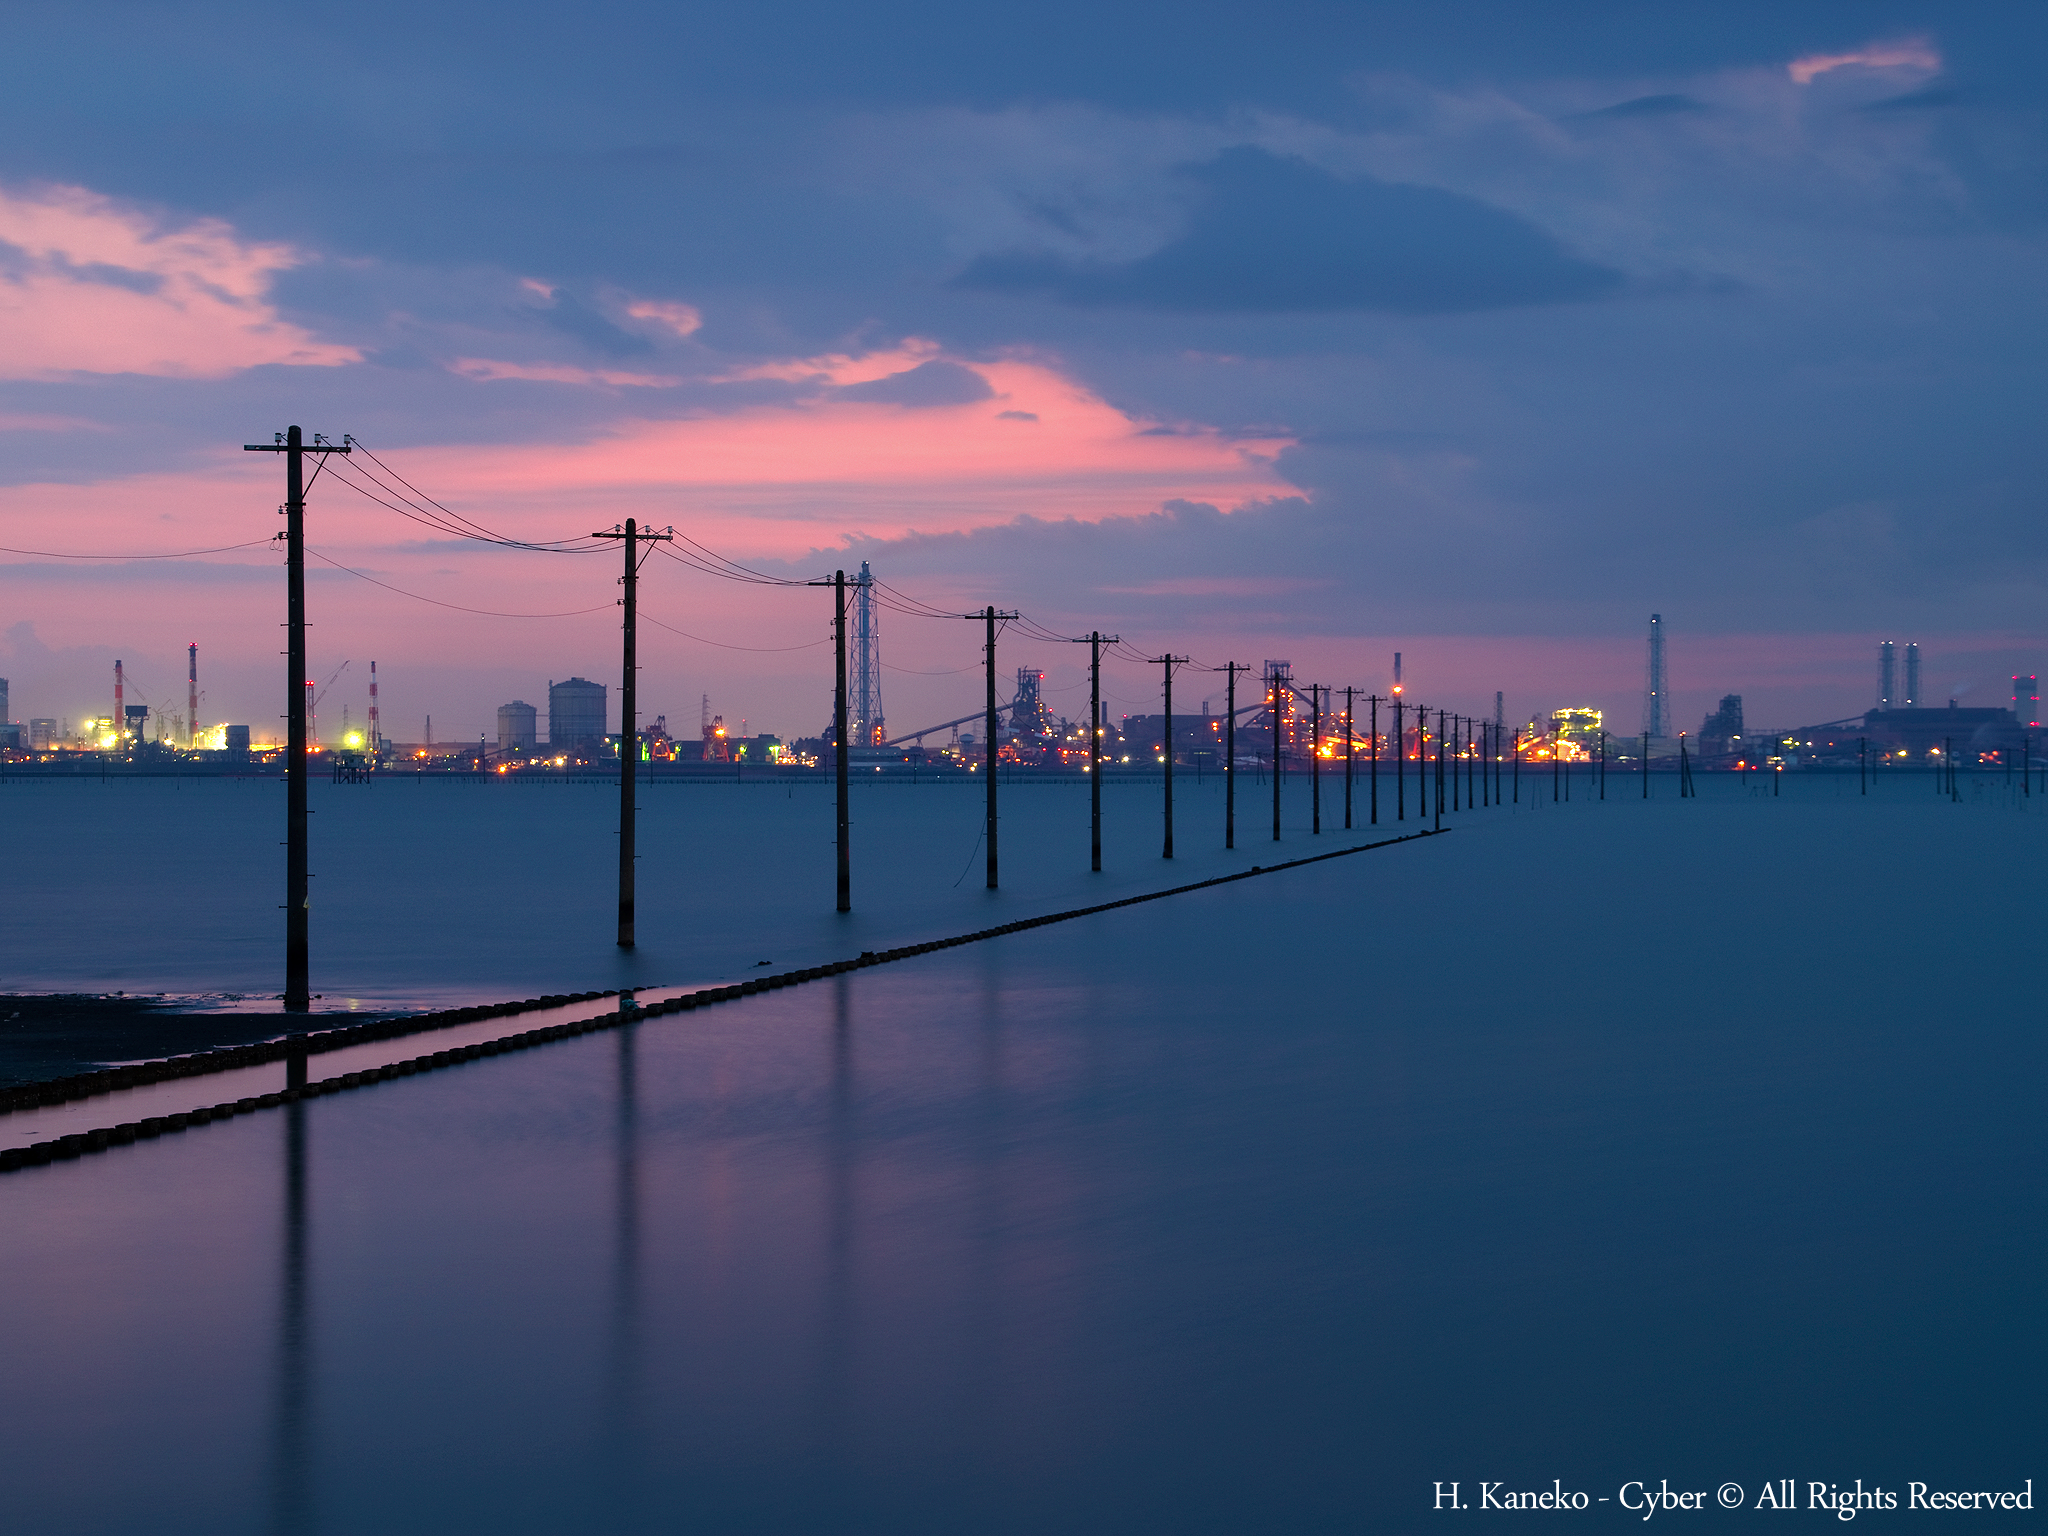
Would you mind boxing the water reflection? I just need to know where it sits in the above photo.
[604,1016,642,1499]
[811,973,856,1477]
[270,1101,312,1535]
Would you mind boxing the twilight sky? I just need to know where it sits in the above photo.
[1,0,2043,743]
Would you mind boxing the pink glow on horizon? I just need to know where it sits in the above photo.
[0,183,358,379]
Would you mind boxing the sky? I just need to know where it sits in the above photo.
[1,0,2043,743]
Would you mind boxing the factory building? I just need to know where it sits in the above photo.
[1863,704,2023,760]
[29,719,55,751]
[548,678,607,749]
[1698,695,1744,757]
[497,700,538,755]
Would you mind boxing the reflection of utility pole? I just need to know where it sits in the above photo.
[593,519,674,948]
[244,426,350,1013]
[1218,662,1247,849]
[1150,654,1189,858]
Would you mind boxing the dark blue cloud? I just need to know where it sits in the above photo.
[1579,93,1710,119]
[834,359,993,406]
[954,147,1622,315]
[535,291,653,357]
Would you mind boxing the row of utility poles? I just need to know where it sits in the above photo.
[246,427,1617,1008]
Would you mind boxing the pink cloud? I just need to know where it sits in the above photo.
[1788,38,1940,86]
[624,299,703,338]
[399,350,1294,557]
[0,182,359,379]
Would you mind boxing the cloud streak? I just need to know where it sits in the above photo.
[0,183,358,379]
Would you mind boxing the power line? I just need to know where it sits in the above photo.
[638,613,831,652]
[305,547,614,618]
[0,537,275,560]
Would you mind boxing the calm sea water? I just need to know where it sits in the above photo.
[1,784,2041,1532]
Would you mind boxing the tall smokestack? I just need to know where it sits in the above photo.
[188,643,198,748]
[1643,614,1668,739]
[114,659,124,742]
[1392,652,1403,695]
[307,678,317,749]
[369,660,380,752]
[1904,642,1920,708]
[1879,641,1896,709]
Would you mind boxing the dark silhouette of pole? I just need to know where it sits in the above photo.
[1065,627,1120,871]
[1219,661,1247,848]
[1343,686,1355,830]
[1090,633,1104,870]
[618,523,640,945]
[806,569,855,909]
[1463,716,1473,809]
[1151,654,1188,857]
[1598,730,1607,800]
[1512,728,1521,804]
[1860,736,1867,795]
[1395,698,1405,820]
[1271,666,1285,842]
[836,574,851,909]
[985,609,1000,885]
[1433,710,1445,830]
[244,426,348,1012]
[591,518,673,946]
[1369,695,1380,825]
[961,606,1018,886]
[1418,708,1428,821]
[1310,685,1322,834]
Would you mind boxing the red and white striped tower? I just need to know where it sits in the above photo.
[114,659,124,741]
[368,660,380,753]
[306,678,317,749]
[188,643,198,748]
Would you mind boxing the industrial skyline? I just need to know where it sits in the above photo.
[5,609,2036,762]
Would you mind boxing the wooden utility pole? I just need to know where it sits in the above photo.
[1369,695,1380,825]
[1394,697,1405,821]
[1435,710,1446,831]
[967,607,1017,887]
[1343,685,1355,830]
[1071,631,1118,872]
[1270,665,1286,842]
[1309,685,1323,833]
[244,426,349,1012]
[593,519,673,947]
[805,572,855,910]
[1219,662,1247,849]
[1152,654,1189,857]
[1091,633,1104,871]
[836,574,850,908]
